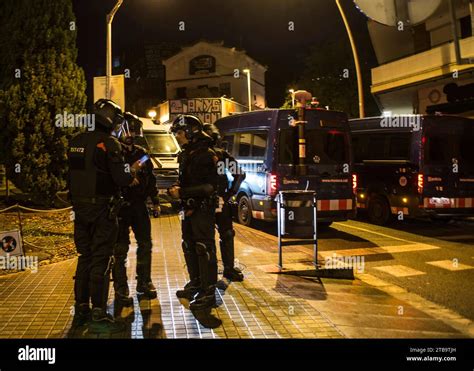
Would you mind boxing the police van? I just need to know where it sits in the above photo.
[350,115,474,225]
[214,108,356,227]
[138,118,180,194]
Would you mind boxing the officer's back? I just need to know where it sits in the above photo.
[68,99,134,335]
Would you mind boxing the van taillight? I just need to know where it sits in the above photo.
[268,173,278,196]
[352,174,357,194]
[417,174,424,194]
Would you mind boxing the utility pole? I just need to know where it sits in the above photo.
[106,0,124,100]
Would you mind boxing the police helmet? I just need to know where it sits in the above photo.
[123,112,143,136]
[170,115,203,140]
[203,123,221,145]
[93,99,124,131]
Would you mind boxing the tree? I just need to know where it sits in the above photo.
[0,0,86,205]
[283,39,378,118]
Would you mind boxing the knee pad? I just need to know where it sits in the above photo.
[195,242,209,256]
[182,240,193,253]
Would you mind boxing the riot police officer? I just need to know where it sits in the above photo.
[68,99,136,334]
[203,123,245,282]
[112,112,159,306]
[168,115,221,328]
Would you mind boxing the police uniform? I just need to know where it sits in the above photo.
[113,143,159,301]
[178,133,219,307]
[212,146,245,281]
[68,129,133,318]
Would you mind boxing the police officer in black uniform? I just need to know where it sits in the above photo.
[168,115,221,328]
[68,99,136,334]
[112,112,159,305]
[203,123,245,282]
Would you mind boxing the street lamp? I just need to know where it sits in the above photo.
[289,89,295,108]
[106,0,124,100]
[148,109,157,122]
[335,0,365,118]
[243,69,252,112]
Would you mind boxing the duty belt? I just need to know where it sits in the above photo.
[182,196,217,210]
[71,195,113,205]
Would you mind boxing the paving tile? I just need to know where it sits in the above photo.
[0,214,467,339]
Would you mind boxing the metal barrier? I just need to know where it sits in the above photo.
[276,190,354,280]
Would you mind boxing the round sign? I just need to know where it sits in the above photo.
[1,235,17,253]
[399,176,408,187]
[354,0,443,27]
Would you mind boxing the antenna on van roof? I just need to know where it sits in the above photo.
[293,90,312,176]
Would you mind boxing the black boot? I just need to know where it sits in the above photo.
[176,279,200,301]
[114,286,133,306]
[223,267,244,282]
[136,281,157,299]
[220,229,244,281]
[89,308,125,334]
[71,303,91,328]
[177,241,201,301]
[190,288,217,311]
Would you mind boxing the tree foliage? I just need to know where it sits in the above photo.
[0,0,86,205]
[282,39,379,118]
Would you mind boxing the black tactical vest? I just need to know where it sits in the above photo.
[68,131,120,199]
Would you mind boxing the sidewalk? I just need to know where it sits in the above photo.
[0,214,469,339]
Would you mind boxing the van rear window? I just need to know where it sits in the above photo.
[425,131,474,164]
[278,128,348,165]
[235,132,268,159]
[352,133,411,162]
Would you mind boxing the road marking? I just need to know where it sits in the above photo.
[426,260,474,271]
[357,273,474,337]
[334,222,422,244]
[374,265,426,277]
[320,244,439,259]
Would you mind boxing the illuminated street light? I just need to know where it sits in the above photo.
[148,109,157,120]
[106,0,124,100]
[243,69,252,112]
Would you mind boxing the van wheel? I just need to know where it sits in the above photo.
[237,195,252,226]
[368,196,391,225]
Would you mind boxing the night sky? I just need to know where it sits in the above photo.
[72,0,375,108]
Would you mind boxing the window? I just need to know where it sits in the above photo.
[425,125,474,164]
[413,23,431,53]
[236,132,268,158]
[222,135,234,154]
[460,16,472,39]
[367,135,386,160]
[252,133,267,157]
[278,128,348,165]
[238,133,251,157]
[388,134,411,160]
